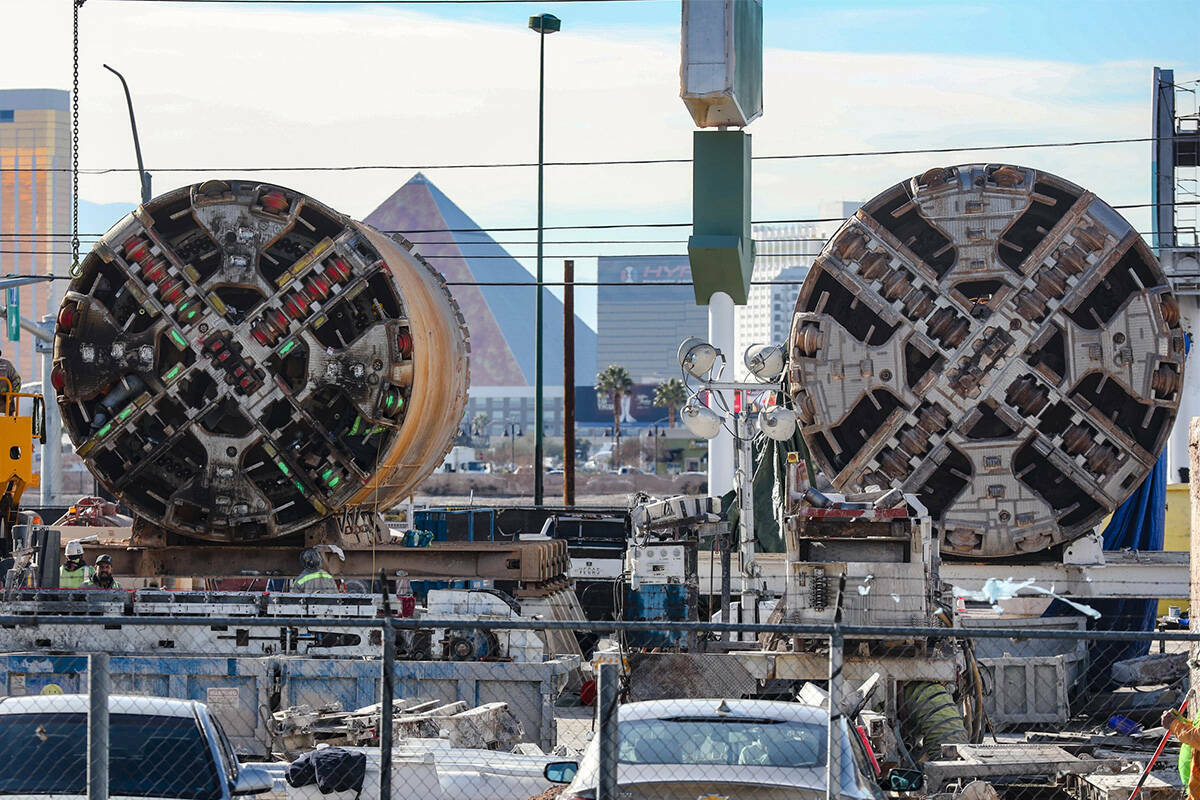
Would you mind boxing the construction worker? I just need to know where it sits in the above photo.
[59,539,94,588]
[84,554,122,589]
[1161,710,1200,796]
[295,548,337,593]
[0,347,20,395]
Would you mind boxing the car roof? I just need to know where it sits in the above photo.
[618,698,828,724]
[0,694,201,718]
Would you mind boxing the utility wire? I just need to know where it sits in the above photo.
[11,135,1198,174]
[5,201,1194,242]
[0,229,1170,254]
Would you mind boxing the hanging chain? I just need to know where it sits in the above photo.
[70,0,84,278]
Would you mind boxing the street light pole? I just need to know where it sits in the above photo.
[529,12,560,507]
[505,419,520,472]
[653,426,660,476]
[102,64,151,204]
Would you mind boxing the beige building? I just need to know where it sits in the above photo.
[733,203,862,378]
[0,89,71,387]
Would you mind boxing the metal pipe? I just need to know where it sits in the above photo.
[737,411,757,625]
[381,620,395,800]
[563,260,575,506]
[826,627,843,800]
[102,65,151,204]
[719,529,731,632]
[533,26,546,507]
[707,292,735,496]
[4,614,1199,642]
[597,662,619,800]
[88,652,109,800]
[37,317,60,506]
[0,302,53,343]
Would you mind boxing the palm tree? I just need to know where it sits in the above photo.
[653,378,687,428]
[471,412,490,438]
[595,364,634,468]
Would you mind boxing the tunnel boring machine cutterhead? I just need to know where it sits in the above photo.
[54,180,470,543]
[787,164,1186,559]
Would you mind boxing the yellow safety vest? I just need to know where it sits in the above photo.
[59,564,94,588]
[84,576,122,589]
[295,570,334,587]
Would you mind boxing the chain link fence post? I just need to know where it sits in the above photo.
[826,626,843,800]
[381,619,395,800]
[597,661,619,800]
[88,651,109,800]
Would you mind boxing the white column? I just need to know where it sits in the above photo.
[708,291,735,497]
[1168,296,1200,484]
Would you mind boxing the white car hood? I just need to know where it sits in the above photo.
[605,763,829,789]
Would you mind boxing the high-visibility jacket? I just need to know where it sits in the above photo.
[295,569,337,593]
[84,576,122,589]
[1172,717,1200,799]
[59,563,94,588]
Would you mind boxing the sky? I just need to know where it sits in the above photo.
[3,0,1199,329]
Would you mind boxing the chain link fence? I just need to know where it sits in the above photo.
[0,608,1194,800]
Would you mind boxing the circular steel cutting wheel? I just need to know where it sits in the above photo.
[787,164,1186,558]
[54,180,469,542]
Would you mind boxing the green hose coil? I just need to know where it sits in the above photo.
[900,681,969,761]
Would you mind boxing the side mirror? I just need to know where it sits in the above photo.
[888,768,924,792]
[232,767,274,796]
[543,761,579,784]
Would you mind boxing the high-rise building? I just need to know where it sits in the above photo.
[763,264,811,347]
[0,89,70,387]
[596,256,708,384]
[734,202,861,376]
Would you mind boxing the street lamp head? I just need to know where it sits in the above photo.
[757,405,799,442]
[744,343,785,382]
[678,336,718,379]
[529,13,561,34]
[680,395,723,440]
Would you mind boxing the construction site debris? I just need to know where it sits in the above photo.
[270,698,525,756]
[1111,653,1189,686]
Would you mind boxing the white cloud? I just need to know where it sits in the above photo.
[3,1,1191,275]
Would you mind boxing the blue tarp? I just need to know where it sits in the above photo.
[1046,450,1167,686]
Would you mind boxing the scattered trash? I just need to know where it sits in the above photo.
[1107,715,1144,736]
[270,699,525,756]
[952,577,1102,619]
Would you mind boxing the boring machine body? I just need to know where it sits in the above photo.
[787,164,1185,562]
[772,164,1186,762]
[53,181,470,544]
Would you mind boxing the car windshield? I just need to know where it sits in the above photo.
[618,716,827,767]
[0,712,222,799]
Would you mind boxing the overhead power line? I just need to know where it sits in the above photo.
[4,197,1193,241]
[8,135,1192,175]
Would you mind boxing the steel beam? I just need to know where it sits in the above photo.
[734,650,958,683]
[58,532,569,581]
[697,550,1190,599]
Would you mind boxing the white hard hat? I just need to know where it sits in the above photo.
[65,539,84,557]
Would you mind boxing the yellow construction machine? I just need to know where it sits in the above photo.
[0,377,46,548]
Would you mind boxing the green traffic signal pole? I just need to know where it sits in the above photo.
[529,12,560,506]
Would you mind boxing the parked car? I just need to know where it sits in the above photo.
[0,694,273,799]
[544,698,883,800]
